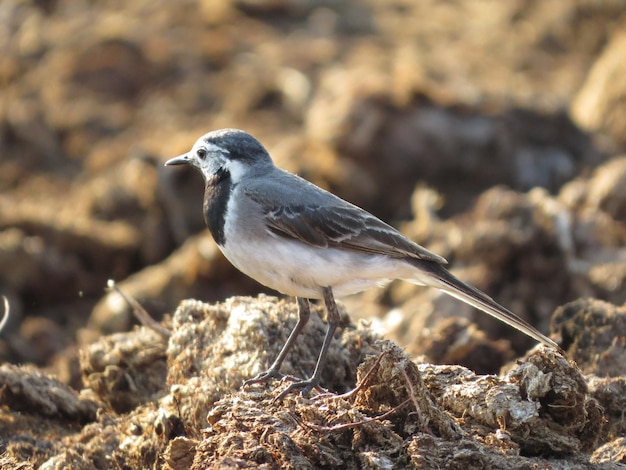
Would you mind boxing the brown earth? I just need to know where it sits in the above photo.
[1,0,626,468]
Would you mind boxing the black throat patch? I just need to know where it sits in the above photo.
[203,168,232,246]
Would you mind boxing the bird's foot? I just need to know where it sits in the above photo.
[243,368,285,388]
[243,369,304,389]
[274,378,324,401]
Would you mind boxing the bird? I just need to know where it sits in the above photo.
[165,128,560,398]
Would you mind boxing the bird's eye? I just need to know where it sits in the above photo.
[196,148,207,159]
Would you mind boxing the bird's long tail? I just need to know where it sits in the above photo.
[410,260,561,351]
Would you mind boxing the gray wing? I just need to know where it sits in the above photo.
[243,172,447,265]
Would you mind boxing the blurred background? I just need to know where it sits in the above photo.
[1,0,626,385]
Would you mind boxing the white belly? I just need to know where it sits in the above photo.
[219,233,420,299]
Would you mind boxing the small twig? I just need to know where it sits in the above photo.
[292,397,411,433]
[399,364,429,433]
[399,366,420,416]
[106,280,171,339]
[0,296,9,333]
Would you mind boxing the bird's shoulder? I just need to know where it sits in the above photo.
[241,169,447,265]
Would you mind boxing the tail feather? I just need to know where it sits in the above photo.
[411,260,561,351]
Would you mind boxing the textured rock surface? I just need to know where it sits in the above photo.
[1,297,623,468]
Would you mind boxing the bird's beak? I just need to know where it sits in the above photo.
[165,153,189,166]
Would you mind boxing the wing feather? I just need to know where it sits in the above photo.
[245,186,447,265]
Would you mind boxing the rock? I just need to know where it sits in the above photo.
[571,25,626,148]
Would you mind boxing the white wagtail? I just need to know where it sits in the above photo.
[165,128,560,397]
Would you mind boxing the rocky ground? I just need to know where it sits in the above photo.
[1,0,626,468]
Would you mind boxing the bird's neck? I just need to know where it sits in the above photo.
[204,169,232,246]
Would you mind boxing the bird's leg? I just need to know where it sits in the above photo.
[243,297,311,387]
[276,286,340,400]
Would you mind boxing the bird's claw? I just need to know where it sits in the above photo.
[243,370,324,401]
[243,369,304,389]
[274,378,323,401]
[243,369,284,387]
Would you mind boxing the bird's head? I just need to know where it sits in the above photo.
[165,128,273,184]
